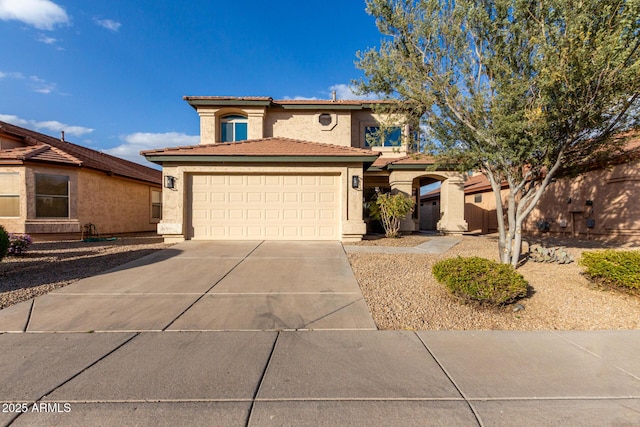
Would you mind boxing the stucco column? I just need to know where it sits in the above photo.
[342,165,367,242]
[389,171,418,232]
[437,175,468,234]
[198,110,217,144]
[247,110,265,140]
[157,165,186,243]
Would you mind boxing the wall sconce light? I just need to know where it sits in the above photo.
[164,175,176,189]
[586,200,593,206]
[351,175,361,189]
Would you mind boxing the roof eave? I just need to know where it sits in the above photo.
[275,103,366,111]
[184,98,273,109]
[144,154,379,164]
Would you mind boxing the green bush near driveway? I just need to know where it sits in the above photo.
[580,250,640,294]
[0,225,9,262]
[432,256,529,306]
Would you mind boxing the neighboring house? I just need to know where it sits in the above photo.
[142,96,468,242]
[0,120,162,238]
[421,133,640,242]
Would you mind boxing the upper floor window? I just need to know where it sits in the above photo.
[35,173,69,218]
[221,115,248,142]
[0,172,20,217]
[364,126,402,147]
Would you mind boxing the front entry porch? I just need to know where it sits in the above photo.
[363,158,468,235]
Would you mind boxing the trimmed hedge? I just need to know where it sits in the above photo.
[0,225,9,262]
[432,256,529,306]
[579,250,640,293]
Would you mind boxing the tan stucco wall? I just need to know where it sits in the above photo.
[464,190,503,234]
[158,162,366,242]
[0,166,27,233]
[195,105,408,158]
[525,161,640,241]
[77,168,160,234]
[264,110,353,147]
[460,162,640,242]
[0,164,160,236]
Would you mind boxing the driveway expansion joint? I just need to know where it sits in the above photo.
[161,241,265,331]
[415,332,483,426]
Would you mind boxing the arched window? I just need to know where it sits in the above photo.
[220,115,248,142]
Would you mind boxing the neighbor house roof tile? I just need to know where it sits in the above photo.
[0,120,161,184]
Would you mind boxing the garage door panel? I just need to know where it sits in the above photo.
[283,192,298,203]
[247,192,262,203]
[211,193,225,202]
[190,174,340,240]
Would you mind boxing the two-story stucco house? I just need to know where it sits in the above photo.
[142,96,467,242]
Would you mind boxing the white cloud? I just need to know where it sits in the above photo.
[0,0,69,30]
[0,114,93,137]
[0,71,59,94]
[36,33,57,44]
[281,96,320,100]
[103,132,199,165]
[0,71,24,79]
[94,18,121,32]
[0,114,28,126]
[328,83,378,101]
[283,84,380,101]
[29,75,56,93]
[35,120,93,136]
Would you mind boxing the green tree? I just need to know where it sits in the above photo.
[356,0,640,266]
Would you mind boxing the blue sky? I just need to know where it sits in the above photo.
[0,0,383,167]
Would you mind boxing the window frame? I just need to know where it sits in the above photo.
[220,115,248,142]
[0,172,20,217]
[363,125,403,147]
[35,173,70,218]
[150,188,162,223]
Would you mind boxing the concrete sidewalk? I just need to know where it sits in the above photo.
[0,330,639,426]
[344,236,461,254]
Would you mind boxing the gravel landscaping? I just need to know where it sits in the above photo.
[347,234,640,330]
[0,234,171,309]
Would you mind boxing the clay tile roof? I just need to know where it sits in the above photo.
[0,144,83,165]
[0,120,161,184]
[142,137,380,158]
[370,154,436,169]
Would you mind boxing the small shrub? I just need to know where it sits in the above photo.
[579,250,640,293]
[432,256,529,306]
[0,225,9,262]
[8,233,33,256]
[368,192,415,238]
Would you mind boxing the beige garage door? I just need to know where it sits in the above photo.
[190,174,341,240]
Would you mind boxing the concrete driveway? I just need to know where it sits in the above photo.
[0,241,376,333]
